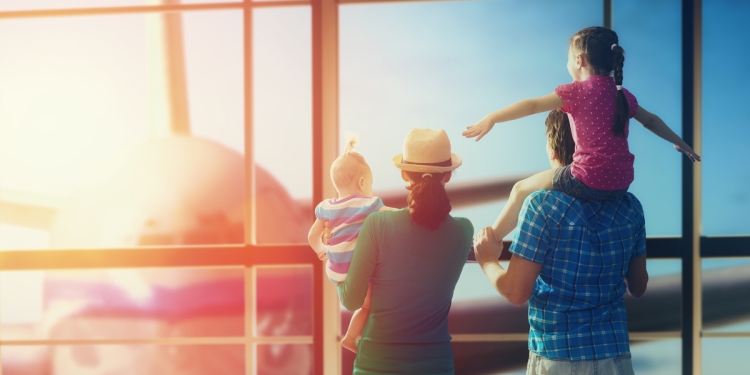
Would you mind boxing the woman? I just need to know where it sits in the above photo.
[337,128,474,374]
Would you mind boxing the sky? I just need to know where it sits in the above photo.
[0,0,748,374]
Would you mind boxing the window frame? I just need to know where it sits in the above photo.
[0,1,748,375]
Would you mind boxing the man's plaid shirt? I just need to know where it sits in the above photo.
[509,190,646,360]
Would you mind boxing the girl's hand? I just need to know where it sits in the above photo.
[462,117,495,141]
[473,226,504,265]
[675,143,701,162]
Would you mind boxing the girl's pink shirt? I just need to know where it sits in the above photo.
[555,75,639,191]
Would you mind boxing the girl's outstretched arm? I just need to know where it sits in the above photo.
[634,105,701,162]
[462,93,564,141]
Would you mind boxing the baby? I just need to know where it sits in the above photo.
[308,136,392,353]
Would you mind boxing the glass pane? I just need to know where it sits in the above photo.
[0,12,245,249]
[2,344,244,375]
[703,338,750,374]
[614,0,683,236]
[256,344,312,375]
[630,339,681,375]
[702,258,750,331]
[255,266,312,337]
[702,1,750,235]
[628,259,681,333]
[449,263,528,335]
[252,7,312,245]
[183,10,244,160]
[452,342,528,374]
[0,268,244,340]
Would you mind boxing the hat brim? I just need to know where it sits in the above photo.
[392,153,462,173]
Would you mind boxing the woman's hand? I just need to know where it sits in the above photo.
[473,226,504,265]
[322,221,333,245]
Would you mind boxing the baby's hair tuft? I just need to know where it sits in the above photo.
[344,132,358,154]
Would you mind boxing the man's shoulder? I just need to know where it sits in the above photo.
[524,190,643,224]
[527,190,576,209]
[604,192,645,223]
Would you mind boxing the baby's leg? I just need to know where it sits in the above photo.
[490,169,556,241]
[341,283,373,354]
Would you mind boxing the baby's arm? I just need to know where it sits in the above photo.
[634,105,701,162]
[463,93,564,141]
[307,219,328,261]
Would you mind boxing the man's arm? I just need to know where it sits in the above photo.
[474,227,542,306]
[625,253,648,298]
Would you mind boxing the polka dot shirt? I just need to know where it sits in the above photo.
[555,75,639,191]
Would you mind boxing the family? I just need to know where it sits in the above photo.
[308,26,700,375]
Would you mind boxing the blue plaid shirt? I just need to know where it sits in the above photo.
[509,190,646,360]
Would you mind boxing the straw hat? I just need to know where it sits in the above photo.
[392,128,462,173]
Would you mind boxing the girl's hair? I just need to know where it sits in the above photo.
[404,171,451,230]
[330,135,370,191]
[570,26,629,138]
[545,109,575,166]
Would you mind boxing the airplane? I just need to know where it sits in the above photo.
[1,5,747,375]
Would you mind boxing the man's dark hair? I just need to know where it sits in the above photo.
[545,109,575,166]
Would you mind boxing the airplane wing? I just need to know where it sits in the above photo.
[376,173,533,209]
[0,190,59,230]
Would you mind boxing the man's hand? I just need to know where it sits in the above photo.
[473,226,504,265]
[462,117,495,142]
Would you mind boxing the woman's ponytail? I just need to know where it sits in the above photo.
[612,44,629,138]
[405,171,451,230]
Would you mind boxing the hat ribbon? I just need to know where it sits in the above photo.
[401,158,452,167]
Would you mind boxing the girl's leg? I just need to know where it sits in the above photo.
[341,283,373,353]
[490,169,556,241]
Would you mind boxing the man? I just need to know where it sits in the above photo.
[473,109,649,375]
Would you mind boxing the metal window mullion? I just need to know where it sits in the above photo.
[0,2,312,20]
[243,1,255,374]
[312,0,340,373]
[603,0,612,29]
[681,0,702,374]
[0,337,313,346]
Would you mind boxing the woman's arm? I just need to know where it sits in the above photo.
[474,227,542,306]
[633,105,701,162]
[462,93,564,141]
[337,216,379,311]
